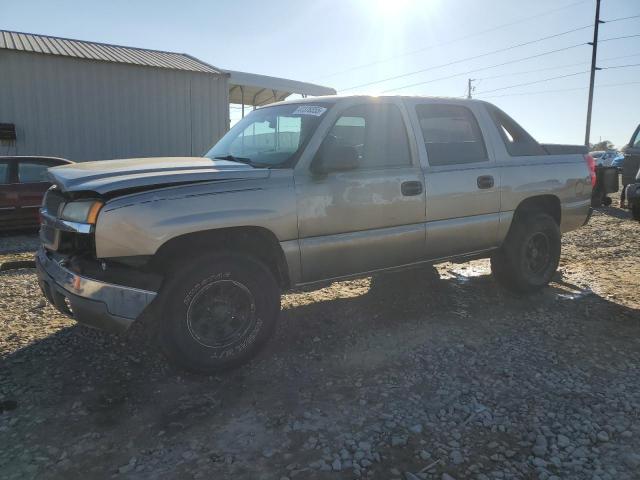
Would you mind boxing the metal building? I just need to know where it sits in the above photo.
[0,30,335,161]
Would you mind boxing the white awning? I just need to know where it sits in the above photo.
[226,70,336,107]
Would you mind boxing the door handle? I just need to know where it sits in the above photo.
[401,181,423,196]
[477,175,494,189]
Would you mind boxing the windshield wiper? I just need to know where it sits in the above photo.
[213,155,271,168]
[213,154,254,165]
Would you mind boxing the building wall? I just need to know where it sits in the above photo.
[0,50,229,161]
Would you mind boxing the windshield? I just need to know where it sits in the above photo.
[205,103,332,167]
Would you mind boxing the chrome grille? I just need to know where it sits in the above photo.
[39,223,58,249]
[43,188,65,216]
[41,188,65,250]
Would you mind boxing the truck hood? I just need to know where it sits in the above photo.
[47,157,270,194]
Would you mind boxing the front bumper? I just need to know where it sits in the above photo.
[35,247,157,333]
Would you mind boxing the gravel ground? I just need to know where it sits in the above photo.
[0,230,40,256]
[0,201,639,480]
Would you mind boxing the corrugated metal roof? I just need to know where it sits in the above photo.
[0,30,222,74]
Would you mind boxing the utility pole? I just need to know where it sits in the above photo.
[467,78,475,99]
[584,0,602,146]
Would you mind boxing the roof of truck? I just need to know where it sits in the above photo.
[265,94,487,107]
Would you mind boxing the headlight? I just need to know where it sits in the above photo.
[60,200,103,224]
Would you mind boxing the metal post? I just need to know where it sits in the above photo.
[240,86,245,118]
[584,0,602,146]
[467,78,474,99]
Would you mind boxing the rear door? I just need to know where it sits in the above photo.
[14,160,54,227]
[0,160,18,228]
[406,99,500,260]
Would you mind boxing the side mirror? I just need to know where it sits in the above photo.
[311,145,359,174]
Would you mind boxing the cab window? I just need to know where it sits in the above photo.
[322,103,411,169]
[18,162,50,183]
[0,162,9,184]
[416,104,487,166]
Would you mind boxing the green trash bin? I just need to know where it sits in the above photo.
[591,166,619,206]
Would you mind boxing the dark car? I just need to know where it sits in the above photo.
[0,156,73,231]
[621,124,640,217]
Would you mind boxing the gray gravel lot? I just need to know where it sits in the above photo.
[0,231,40,255]
[0,205,639,480]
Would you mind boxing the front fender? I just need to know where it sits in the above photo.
[95,175,297,258]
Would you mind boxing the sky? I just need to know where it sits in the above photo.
[3,0,639,148]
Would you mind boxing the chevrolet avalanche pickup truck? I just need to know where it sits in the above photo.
[36,96,594,372]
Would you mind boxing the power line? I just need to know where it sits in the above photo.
[380,43,586,93]
[600,63,640,69]
[476,80,640,99]
[476,52,640,80]
[315,0,590,81]
[339,25,593,92]
[599,52,640,62]
[474,70,590,96]
[378,31,640,95]
[385,50,640,93]
[479,62,587,79]
[599,34,640,43]
[603,13,640,23]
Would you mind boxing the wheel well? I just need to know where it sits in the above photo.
[513,195,561,226]
[152,227,290,288]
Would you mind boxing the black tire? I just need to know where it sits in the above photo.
[490,213,561,293]
[158,253,280,373]
[632,201,640,221]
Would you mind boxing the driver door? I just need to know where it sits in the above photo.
[294,101,427,283]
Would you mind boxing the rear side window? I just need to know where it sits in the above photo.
[18,162,50,183]
[324,103,411,169]
[0,162,9,184]
[415,104,488,166]
[486,105,546,156]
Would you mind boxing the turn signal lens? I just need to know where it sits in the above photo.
[86,201,103,224]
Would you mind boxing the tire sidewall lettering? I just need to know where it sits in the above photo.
[181,271,265,360]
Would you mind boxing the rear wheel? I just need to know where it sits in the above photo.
[159,253,280,373]
[491,213,560,293]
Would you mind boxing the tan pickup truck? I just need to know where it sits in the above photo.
[36,96,594,372]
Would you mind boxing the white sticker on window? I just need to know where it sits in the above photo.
[292,105,327,116]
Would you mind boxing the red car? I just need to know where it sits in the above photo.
[0,156,73,231]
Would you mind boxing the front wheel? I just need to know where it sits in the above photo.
[159,253,280,373]
[491,213,561,293]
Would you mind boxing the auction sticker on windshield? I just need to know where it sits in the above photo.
[292,106,327,116]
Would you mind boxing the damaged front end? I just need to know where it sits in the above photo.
[36,186,160,333]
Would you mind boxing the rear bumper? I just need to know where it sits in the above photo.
[35,247,157,333]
